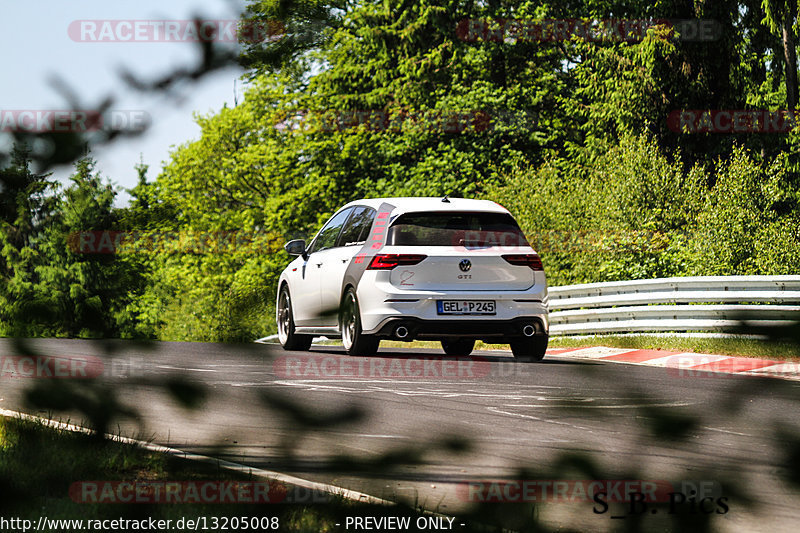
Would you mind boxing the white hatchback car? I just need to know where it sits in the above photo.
[276,197,549,360]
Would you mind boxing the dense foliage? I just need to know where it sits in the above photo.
[3,0,800,340]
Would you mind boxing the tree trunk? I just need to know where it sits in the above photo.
[782,3,799,110]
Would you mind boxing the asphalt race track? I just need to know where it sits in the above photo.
[2,338,799,532]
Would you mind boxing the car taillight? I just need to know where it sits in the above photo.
[502,254,544,271]
[367,254,427,270]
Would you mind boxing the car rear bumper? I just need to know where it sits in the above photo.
[364,315,549,341]
[357,275,549,334]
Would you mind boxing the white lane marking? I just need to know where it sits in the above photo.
[667,353,731,365]
[503,401,693,409]
[740,363,800,380]
[0,408,389,505]
[155,365,216,372]
[228,382,280,387]
[272,380,564,399]
[256,335,329,344]
[353,434,412,439]
[611,353,729,368]
[486,407,593,430]
[624,355,680,367]
[274,379,561,389]
[700,426,755,437]
[555,347,638,359]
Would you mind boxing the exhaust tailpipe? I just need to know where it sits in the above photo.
[395,326,409,339]
[522,324,536,337]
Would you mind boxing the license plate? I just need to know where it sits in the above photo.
[436,300,496,315]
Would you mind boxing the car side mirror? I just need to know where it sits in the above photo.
[284,239,307,258]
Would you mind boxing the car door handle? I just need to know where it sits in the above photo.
[316,263,323,268]
[341,258,349,263]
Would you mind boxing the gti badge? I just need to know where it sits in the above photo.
[459,259,472,272]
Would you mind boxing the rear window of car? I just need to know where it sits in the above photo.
[387,211,530,247]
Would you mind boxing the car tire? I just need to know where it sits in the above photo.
[341,288,379,356]
[277,285,313,351]
[441,338,475,356]
[510,335,548,362]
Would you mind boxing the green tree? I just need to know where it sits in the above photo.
[762,0,800,109]
[692,147,800,274]
[0,143,59,334]
[1,155,144,337]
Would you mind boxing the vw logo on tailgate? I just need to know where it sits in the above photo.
[459,259,472,272]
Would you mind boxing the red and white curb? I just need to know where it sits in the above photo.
[548,347,800,381]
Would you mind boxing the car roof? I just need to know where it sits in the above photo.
[340,197,510,217]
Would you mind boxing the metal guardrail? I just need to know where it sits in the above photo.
[548,275,800,335]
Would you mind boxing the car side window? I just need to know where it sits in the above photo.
[307,208,353,254]
[337,207,376,247]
